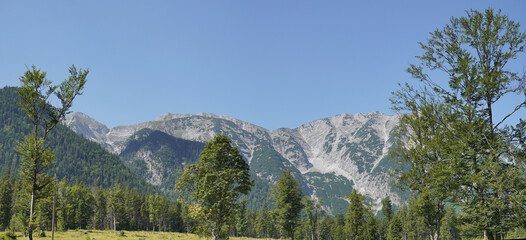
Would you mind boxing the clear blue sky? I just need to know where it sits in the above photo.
[1,1,525,130]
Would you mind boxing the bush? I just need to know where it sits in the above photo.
[1,231,17,240]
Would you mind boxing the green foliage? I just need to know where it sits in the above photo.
[234,199,248,237]
[254,201,272,238]
[15,65,87,240]
[345,190,371,240]
[404,197,427,240]
[332,213,346,240]
[109,184,125,234]
[0,168,13,230]
[381,196,393,221]
[176,135,253,240]
[301,196,324,240]
[392,8,526,240]
[365,214,378,240]
[272,170,304,240]
[391,94,453,240]
[440,207,461,240]
[387,213,403,240]
[1,230,16,240]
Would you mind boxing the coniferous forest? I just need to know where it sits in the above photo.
[1,7,526,240]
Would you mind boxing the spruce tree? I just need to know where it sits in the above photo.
[108,184,125,235]
[387,214,403,240]
[272,170,303,240]
[345,190,366,240]
[381,196,393,222]
[235,199,248,237]
[93,188,107,230]
[255,201,270,238]
[364,212,378,240]
[0,168,13,230]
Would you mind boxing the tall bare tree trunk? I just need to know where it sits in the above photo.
[28,190,35,240]
[211,227,217,240]
[51,173,56,240]
[113,213,116,235]
[317,207,320,240]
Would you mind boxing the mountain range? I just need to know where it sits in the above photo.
[64,111,403,214]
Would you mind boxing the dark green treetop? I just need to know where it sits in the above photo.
[272,170,304,240]
[176,134,253,240]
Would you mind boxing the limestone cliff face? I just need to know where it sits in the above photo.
[65,111,402,213]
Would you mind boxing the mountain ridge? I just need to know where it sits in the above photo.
[65,111,402,213]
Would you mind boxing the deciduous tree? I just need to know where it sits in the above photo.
[176,135,253,240]
[391,8,526,240]
[16,65,87,240]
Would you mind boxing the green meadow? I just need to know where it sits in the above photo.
[0,230,270,240]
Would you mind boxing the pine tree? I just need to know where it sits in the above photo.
[93,188,107,230]
[381,196,393,222]
[55,177,68,231]
[0,168,13,230]
[235,199,248,237]
[304,197,322,240]
[108,184,125,235]
[125,188,142,231]
[333,213,346,240]
[364,213,378,240]
[345,190,366,240]
[440,207,461,240]
[388,214,403,240]
[272,170,304,240]
[255,201,270,238]
[147,194,159,232]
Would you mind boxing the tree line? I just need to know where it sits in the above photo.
[4,165,512,240]
[0,164,470,240]
[3,7,526,240]
[0,169,185,235]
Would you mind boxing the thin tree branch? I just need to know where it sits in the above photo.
[495,101,526,129]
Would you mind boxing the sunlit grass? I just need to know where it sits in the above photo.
[0,230,267,240]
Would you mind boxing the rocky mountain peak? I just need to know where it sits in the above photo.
[64,112,109,141]
[65,111,403,214]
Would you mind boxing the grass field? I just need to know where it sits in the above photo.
[0,230,265,240]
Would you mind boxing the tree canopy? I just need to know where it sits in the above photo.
[16,65,88,240]
[272,170,304,240]
[392,8,526,240]
[176,134,253,240]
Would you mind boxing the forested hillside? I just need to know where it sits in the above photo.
[0,86,154,192]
